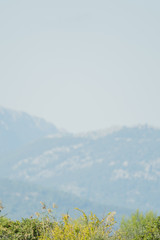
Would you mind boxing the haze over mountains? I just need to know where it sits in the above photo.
[0,106,160,220]
[0,106,59,156]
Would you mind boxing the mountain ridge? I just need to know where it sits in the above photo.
[0,106,61,156]
[1,107,160,219]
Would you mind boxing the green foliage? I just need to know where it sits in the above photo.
[1,202,160,240]
[38,204,116,240]
[0,216,42,240]
[0,201,116,240]
[114,210,160,240]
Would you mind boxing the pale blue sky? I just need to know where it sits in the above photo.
[0,0,160,133]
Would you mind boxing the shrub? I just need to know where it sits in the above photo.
[0,216,43,240]
[3,200,160,240]
[113,210,159,240]
[39,208,116,240]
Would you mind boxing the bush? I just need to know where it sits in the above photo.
[1,200,160,240]
[114,210,160,240]
[39,207,116,240]
[0,216,43,240]
[0,201,116,240]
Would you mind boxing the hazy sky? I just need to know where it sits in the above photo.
[0,0,160,133]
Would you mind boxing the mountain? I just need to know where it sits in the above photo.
[0,106,60,156]
[0,178,130,221]
[4,125,160,212]
[1,107,160,219]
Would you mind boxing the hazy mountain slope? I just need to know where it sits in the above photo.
[0,106,60,156]
[3,124,160,213]
[0,178,131,221]
[1,107,160,219]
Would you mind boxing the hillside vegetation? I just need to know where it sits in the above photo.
[0,201,160,240]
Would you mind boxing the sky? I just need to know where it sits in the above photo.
[0,0,160,133]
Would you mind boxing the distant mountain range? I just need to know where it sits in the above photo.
[1,106,160,220]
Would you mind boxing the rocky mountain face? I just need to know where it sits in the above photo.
[1,107,160,219]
